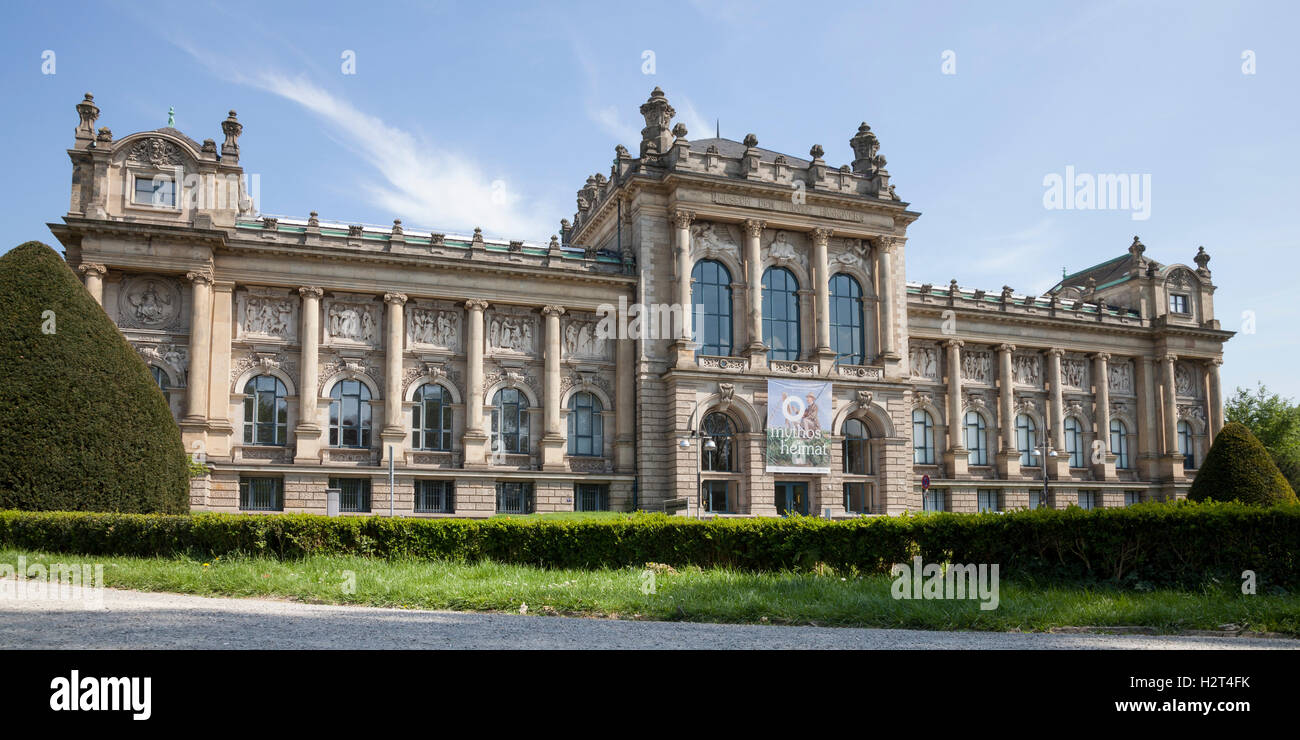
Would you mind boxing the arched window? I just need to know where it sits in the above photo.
[964,411,988,466]
[150,366,169,390]
[843,418,872,475]
[411,383,453,451]
[1064,417,1084,468]
[1016,414,1039,467]
[762,266,801,361]
[329,379,371,448]
[701,412,736,472]
[912,409,935,465]
[567,392,603,456]
[1177,420,1195,468]
[829,273,865,365]
[692,260,733,357]
[242,375,288,446]
[491,388,530,454]
[1110,418,1131,469]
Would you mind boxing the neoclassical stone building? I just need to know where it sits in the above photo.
[48,89,1231,516]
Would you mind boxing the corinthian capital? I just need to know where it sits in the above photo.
[811,227,833,246]
[298,286,323,299]
[671,209,695,230]
[875,236,899,255]
[743,219,766,238]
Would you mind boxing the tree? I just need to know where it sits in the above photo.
[1187,422,1297,505]
[1226,383,1300,493]
[0,241,190,513]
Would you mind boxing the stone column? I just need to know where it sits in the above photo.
[1047,348,1068,478]
[1160,352,1184,479]
[671,209,695,367]
[743,218,766,368]
[462,299,489,466]
[205,281,235,457]
[875,237,898,360]
[183,271,213,423]
[180,271,213,458]
[1207,358,1224,438]
[381,293,407,454]
[540,304,566,470]
[78,263,106,305]
[294,287,323,463]
[942,339,968,477]
[995,343,1019,478]
[1135,355,1159,480]
[614,298,636,473]
[812,227,835,372]
[1092,352,1114,479]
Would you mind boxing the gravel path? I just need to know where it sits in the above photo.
[2,587,1296,649]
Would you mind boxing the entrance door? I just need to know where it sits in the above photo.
[774,482,809,517]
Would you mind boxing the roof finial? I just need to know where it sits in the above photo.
[167,106,175,127]
[1062,266,1067,278]
[716,119,720,138]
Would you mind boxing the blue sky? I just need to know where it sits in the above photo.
[2,0,1297,399]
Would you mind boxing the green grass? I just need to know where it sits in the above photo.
[4,547,1296,634]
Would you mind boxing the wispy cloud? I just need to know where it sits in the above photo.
[166,35,553,240]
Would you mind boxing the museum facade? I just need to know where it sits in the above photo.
[48,89,1232,517]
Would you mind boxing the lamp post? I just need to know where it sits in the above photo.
[1039,432,1057,509]
[678,433,717,519]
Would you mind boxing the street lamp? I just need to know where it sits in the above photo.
[1038,432,1058,509]
[679,434,717,518]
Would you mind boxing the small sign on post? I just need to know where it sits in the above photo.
[921,474,931,492]
[326,487,341,517]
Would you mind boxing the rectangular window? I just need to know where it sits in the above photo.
[133,174,176,207]
[702,480,732,513]
[1170,294,1189,314]
[574,483,608,512]
[922,489,945,512]
[843,482,874,514]
[414,480,454,514]
[239,477,283,511]
[495,482,535,514]
[1078,490,1098,510]
[1124,490,1141,506]
[330,477,372,513]
[977,489,1000,513]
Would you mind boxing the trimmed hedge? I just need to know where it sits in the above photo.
[1189,421,1298,505]
[1,502,1297,588]
[0,242,189,513]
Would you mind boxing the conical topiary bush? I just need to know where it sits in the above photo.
[0,241,189,513]
[1188,421,1298,505]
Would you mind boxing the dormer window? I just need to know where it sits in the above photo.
[132,174,175,207]
[1169,293,1190,315]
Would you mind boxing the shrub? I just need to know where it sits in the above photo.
[0,242,189,513]
[0,502,1296,589]
[1188,421,1298,505]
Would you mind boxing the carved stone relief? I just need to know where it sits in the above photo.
[407,307,460,351]
[909,345,940,380]
[1012,353,1043,386]
[1174,363,1198,397]
[237,289,296,341]
[690,221,740,260]
[563,317,610,360]
[1108,362,1134,395]
[124,137,186,167]
[487,312,537,355]
[324,298,379,346]
[1061,358,1088,389]
[118,275,184,330]
[764,229,807,267]
[961,350,992,384]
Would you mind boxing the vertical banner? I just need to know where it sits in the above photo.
[765,378,833,473]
